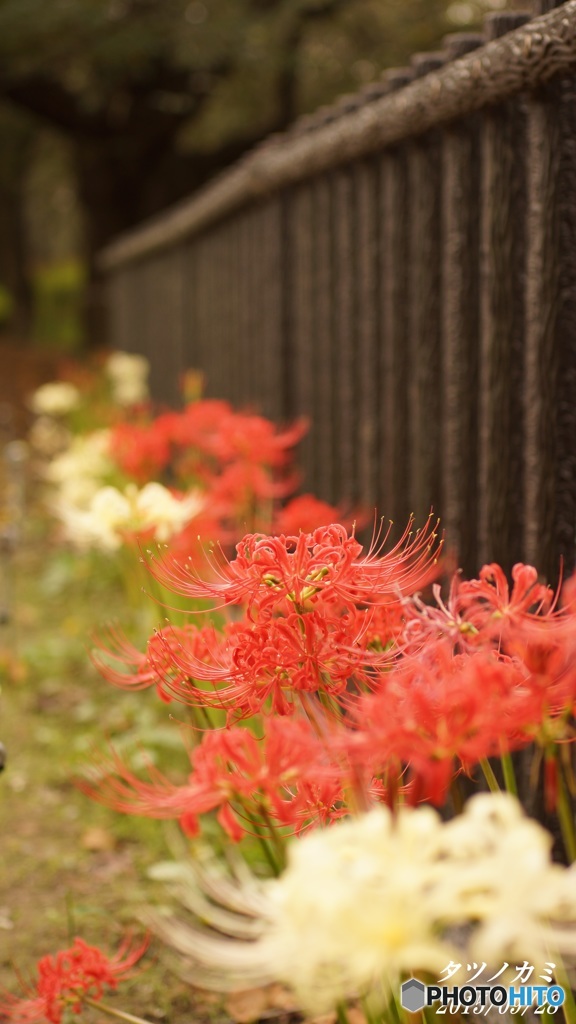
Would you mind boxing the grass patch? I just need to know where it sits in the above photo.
[0,506,234,1023]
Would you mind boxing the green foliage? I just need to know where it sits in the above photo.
[0,0,530,348]
[0,0,485,172]
[0,284,14,326]
[32,261,86,352]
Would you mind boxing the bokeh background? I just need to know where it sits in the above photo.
[0,0,524,352]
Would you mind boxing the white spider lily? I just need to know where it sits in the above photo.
[142,795,576,1015]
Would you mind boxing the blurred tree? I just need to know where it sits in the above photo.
[0,104,35,336]
[0,0,525,341]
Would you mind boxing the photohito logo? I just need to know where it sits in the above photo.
[400,978,565,1014]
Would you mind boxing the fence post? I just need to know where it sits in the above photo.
[356,153,381,516]
[477,13,529,572]
[523,0,576,581]
[378,70,413,529]
[408,53,445,530]
[441,33,484,576]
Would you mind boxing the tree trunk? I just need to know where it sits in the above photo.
[0,183,33,338]
[0,108,34,338]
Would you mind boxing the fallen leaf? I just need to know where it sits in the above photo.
[225,987,269,1023]
[347,1009,367,1024]
[81,826,116,852]
[0,906,14,930]
[267,983,298,1012]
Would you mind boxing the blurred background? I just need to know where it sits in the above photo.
[0,0,525,353]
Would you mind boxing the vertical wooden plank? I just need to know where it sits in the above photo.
[332,168,358,505]
[193,235,207,393]
[250,207,266,412]
[355,158,380,516]
[236,212,249,408]
[153,248,186,406]
[182,239,199,386]
[478,13,529,572]
[242,210,253,409]
[441,34,483,576]
[379,150,410,526]
[235,215,247,408]
[408,54,445,528]
[226,218,240,406]
[378,70,412,529]
[107,272,131,353]
[525,0,576,581]
[288,184,316,490]
[311,176,336,503]
[199,234,218,399]
[258,198,285,422]
[207,227,222,400]
[220,224,235,403]
[126,264,144,357]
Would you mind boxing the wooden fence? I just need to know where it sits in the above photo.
[99,0,576,582]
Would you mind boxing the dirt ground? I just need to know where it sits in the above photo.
[0,342,304,1024]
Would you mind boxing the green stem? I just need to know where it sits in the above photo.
[258,804,286,871]
[499,750,518,797]
[84,995,155,1024]
[479,758,500,794]
[449,775,464,815]
[236,798,281,876]
[556,764,576,864]
[65,892,75,943]
[336,1003,352,1024]
[387,993,404,1024]
[362,994,382,1024]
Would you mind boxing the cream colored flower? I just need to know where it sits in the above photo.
[28,382,81,417]
[145,795,576,1015]
[261,805,456,1012]
[134,482,204,542]
[259,795,576,1011]
[55,481,203,551]
[105,351,150,406]
[28,416,71,457]
[44,430,114,505]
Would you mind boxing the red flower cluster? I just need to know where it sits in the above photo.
[90,513,576,842]
[84,717,347,841]
[147,517,440,615]
[107,399,360,548]
[0,936,148,1024]
[345,641,540,805]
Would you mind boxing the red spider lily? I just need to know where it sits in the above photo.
[273,494,357,535]
[345,640,541,805]
[167,400,234,483]
[143,608,395,718]
[92,623,217,704]
[168,407,306,487]
[505,623,576,731]
[146,517,442,617]
[91,624,157,692]
[457,562,558,641]
[0,935,148,1024]
[81,718,346,841]
[167,508,232,561]
[109,421,172,481]
[402,574,484,651]
[207,461,301,518]
[204,412,308,468]
[166,400,233,452]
